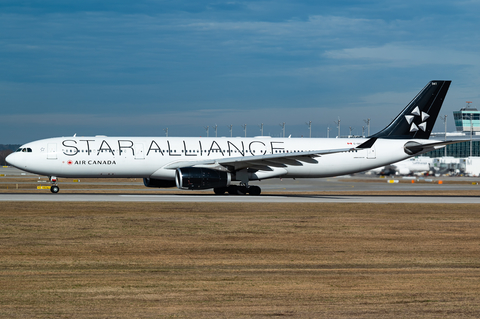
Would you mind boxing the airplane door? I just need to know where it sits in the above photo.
[135,143,145,160]
[47,143,57,159]
[367,145,376,159]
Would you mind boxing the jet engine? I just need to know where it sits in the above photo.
[143,177,176,188]
[175,167,231,190]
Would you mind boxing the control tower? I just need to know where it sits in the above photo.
[453,102,480,132]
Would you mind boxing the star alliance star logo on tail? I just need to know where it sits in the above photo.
[405,106,430,132]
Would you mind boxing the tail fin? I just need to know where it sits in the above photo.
[370,80,451,139]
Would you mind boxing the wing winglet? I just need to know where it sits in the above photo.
[356,138,377,149]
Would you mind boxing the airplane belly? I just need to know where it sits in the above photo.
[150,167,176,179]
[283,154,361,178]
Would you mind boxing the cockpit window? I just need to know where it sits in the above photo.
[16,148,33,153]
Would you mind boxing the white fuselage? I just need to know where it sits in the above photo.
[7,136,430,181]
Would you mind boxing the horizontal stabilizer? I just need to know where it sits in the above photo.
[404,140,469,156]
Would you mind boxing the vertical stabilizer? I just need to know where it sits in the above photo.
[370,81,451,139]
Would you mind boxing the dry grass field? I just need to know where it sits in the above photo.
[1,202,480,318]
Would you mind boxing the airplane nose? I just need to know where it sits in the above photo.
[6,152,20,168]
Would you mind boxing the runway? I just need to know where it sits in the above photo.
[1,193,479,203]
[2,166,480,203]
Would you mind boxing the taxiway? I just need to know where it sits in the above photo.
[2,166,480,203]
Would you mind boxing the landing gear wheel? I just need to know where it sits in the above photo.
[248,186,261,195]
[214,187,227,195]
[236,186,248,195]
[228,185,238,195]
[50,185,60,193]
[227,185,248,195]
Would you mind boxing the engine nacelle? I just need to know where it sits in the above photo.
[175,167,231,190]
[143,177,176,188]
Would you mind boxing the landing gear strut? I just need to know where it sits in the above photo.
[49,176,60,193]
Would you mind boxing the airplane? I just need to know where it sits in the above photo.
[368,157,434,176]
[6,80,463,195]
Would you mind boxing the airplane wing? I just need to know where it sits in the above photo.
[162,138,467,172]
[162,147,354,171]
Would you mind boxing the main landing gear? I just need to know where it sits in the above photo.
[214,169,261,195]
[213,185,261,196]
[49,176,60,193]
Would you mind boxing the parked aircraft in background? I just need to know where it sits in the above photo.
[7,81,463,195]
[368,157,434,176]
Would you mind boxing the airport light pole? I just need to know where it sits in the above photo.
[164,128,168,137]
[228,124,233,137]
[441,115,447,157]
[466,101,474,157]
[470,112,473,157]
[327,126,330,138]
[242,124,247,137]
[204,126,209,138]
[279,122,286,138]
[349,126,353,136]
[259,123,264,136]
[334,118,340,138]
[363,118,371,137]
[306,121,312,138]
[214,124,218,137]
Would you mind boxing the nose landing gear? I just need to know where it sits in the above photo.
[49,176,60,193]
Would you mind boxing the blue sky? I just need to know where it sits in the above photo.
[1,0,479,143]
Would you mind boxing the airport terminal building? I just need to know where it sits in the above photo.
[426,104,480,158]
